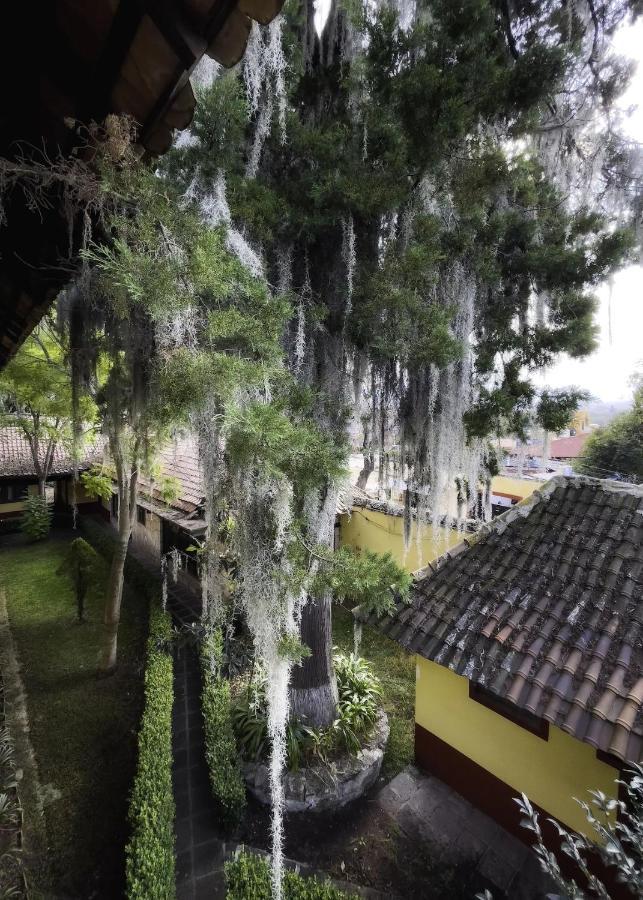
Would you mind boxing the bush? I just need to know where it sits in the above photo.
[125,606,175,900]
[201,629,246,830]
[225,851,357,900]
[232,654,382,768]
[79,516,160,602]
[20,494,51,541]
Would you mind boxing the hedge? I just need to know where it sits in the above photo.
[78,516,161,602]
[201,629,246,830]
[125,605,175,899]
[225,852,357,900]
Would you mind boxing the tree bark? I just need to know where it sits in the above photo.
[290,592,338,728]
[98,460,137,675]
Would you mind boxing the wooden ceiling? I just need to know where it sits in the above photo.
[0,0,282,368]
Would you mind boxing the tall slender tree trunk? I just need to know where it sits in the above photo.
[290,592,338,727]
[98,466,137,674]
[37,477,46,498]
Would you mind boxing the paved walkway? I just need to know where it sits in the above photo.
[375,766,553,898]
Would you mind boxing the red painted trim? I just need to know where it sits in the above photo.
[491,490,521,501]
[415,723,628,898]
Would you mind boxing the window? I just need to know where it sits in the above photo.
[137,505,146,525]
[469,682,549,740]
[111,493,119,519]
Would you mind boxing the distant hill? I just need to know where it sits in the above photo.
[585,399,633,426]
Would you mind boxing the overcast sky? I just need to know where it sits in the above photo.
[538,17,643,403]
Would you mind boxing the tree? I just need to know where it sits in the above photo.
[0,317,96,496]
[56,537,103,621]
[575,383,643,482]
[166,0,636,732]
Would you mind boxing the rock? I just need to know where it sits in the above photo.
[243,709,389,814]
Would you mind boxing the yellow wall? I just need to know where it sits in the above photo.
[415,657,618,835]
[491,475,542,502]
[339,507,461,573]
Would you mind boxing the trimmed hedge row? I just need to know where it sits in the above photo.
[125,605,175,899]
[225,852,357,900]
[201,629,246,830]
[78,516,161,603]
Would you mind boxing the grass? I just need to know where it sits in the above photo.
[332,604,415,777]
[0,536,149,898]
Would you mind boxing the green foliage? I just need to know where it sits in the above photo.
[277,632,312,664]
[158,476,181,505]
[80,467,113,502]
[536,388,589,435]
[55,537,103,621]
[225,397,347,492]
[20,494,51,542]
[0,318,97,476]
[232,653,381,769]
[0,723,21,900]
[201,629,246,830]
[125,606,175,900]
[225,851,357,900]
[311,546,412,617]
[516,763,643,899]
[575,389,643,483]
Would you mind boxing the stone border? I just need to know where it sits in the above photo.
[242,710,389,813]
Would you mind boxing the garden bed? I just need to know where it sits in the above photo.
[0,535,149,897]
[197,606,485,897]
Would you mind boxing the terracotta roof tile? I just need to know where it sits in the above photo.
[0,426,103,477]
[358,476,643,764]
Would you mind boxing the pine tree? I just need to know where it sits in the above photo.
[166,0,637,729]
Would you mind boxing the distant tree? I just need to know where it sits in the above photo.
[56,537,103,621]
[575,385,643,482]
[0,317,97,497]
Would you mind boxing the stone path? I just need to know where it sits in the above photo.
[375,766,554,899]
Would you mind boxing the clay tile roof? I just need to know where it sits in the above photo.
[357,476,643,765]
[0,426,103,478]
[527,433,591,459]
[137,434,205,518]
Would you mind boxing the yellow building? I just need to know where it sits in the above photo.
[358,476,643,853]
[339,501,462,572]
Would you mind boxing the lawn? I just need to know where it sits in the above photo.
[0,537,149,898]
[332,604,415,777]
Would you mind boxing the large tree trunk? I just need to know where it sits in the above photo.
[37,477,46,498]
[290,592,338,727]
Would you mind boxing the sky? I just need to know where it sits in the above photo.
[540,17,643,403]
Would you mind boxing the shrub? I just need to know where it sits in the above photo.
[201,629,246,830]
[515,764,643,900]
[125,606,175,900]
[232,654,382,768]
[225,851,357,899]
[20,494,51,541]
